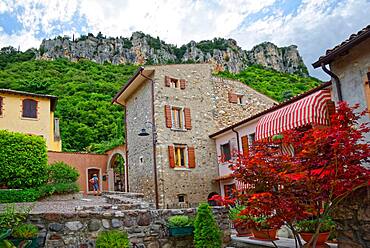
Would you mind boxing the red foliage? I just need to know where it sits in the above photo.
[223,102,370,229]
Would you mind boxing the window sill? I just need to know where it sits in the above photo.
[21,117,39,121]
[174,167,191,171]
[171,128,187,132]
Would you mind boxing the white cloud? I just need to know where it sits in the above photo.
[230,0,370,78]
[0,0,369,80]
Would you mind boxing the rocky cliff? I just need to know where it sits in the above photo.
[38,32,308,76]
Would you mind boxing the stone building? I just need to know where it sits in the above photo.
[313,24,370,248]
[112,64,275,208]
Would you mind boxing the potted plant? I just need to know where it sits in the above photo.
[167,215,194,237]
[295,218,334,247]
[229,205,252,237]
[11,224,39,248]
[250,216,279,241]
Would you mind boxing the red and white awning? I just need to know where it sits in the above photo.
[255,90,332,140]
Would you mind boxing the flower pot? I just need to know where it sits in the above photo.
[9,238,36,247]
[234,223,252,237]
[168,227,194,237]
[300,232,330,248]
[251,228,278,241]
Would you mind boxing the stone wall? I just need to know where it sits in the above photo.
[28,207,231,248]
[332,187,370,248]
[211,76,276,129]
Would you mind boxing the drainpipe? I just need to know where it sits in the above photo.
[140,72,160,209]
[231,128,241,152]
[321,63,343,101]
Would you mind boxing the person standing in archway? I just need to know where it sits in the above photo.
[89,174,100,196]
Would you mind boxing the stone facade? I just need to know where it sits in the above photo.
[330,38,370,142]
[121,64,275,208]
[211,76,276,129]
[332,187,370,248]
[125,81,156,203]
[27,207,231,248]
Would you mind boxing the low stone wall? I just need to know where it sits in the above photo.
[332,186,370,248]
[28,207,231,248]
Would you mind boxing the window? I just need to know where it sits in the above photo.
[139,156,144,166]
[220,142,231,161]
[22,99,37,118]
[364,72,370,116]
[170,78,179,88]
[0,97,3,116]
[248,133,255,144]
[171,107,184,129]
[237,95,244,105]
[174,145,187,167]
[224,184,236,198]
[178,194,186,203]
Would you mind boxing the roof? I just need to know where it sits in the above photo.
[111,67,144,104]
[209,81,332,138]
[0,88,58,111]
[312,25,370,68]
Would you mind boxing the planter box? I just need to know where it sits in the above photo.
[169,227,194,237]
[10,238,37,248]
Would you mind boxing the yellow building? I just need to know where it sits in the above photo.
[0,89,61,151]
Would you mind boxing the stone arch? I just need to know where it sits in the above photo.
[107,150,127,192]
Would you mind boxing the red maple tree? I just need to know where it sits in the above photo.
[216,102,370,247]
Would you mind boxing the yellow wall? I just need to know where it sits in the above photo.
[0,92,62,151]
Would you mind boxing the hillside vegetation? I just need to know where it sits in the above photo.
[0,58,137,152]
[216,65,321,102]
[0,49,320,152]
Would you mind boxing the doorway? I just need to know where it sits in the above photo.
[87,168,100,192]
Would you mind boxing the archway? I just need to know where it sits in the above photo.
[107,152,126,192]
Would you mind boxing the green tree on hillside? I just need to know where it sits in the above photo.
[0,58,137,152]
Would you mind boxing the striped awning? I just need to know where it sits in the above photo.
[255,89,332,140]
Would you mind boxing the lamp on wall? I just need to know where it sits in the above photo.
[138,128,150,137]
[138,121,157,143]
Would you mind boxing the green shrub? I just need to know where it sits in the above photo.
[12,224,38,239]
[96,230,130,248]
[194,203,221,248]
[48,162,79,183]
[168,215,193,228]
[38,182,79,198]
[0,130,48,189]
[228,205,247,221]
[0,189,40,203]
[0,204,31,229]
[295,218,335,233]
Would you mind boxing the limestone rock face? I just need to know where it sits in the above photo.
[38,32,308,76]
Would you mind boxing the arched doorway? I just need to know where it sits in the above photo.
[107,153,126,192]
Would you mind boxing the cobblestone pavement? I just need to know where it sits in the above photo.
[0,195,110,213]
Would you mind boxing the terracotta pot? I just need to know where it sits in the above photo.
[234,223,252,237]
[300,232,330,248]
[251,228,278,241]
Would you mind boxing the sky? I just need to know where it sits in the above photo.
[0,0,370,79]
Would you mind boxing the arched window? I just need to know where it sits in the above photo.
[22,99,37,118]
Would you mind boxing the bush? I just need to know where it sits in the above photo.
[0,189,40,203]
[0,204,31,229]
[0,182,79,203]
[295,218,335,233]
[96,230,130,248]
[168,215,193,228]
[194,203,221,248]
[12,224,38,239]
[38,182,79,198]
[48,162,79,183]
[0,130,48,189]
